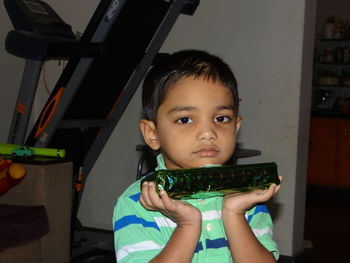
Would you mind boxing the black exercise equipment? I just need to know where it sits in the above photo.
[5,0,199,195]
[4,0,200,257]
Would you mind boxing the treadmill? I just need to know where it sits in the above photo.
[5,0,199,199]
[4,0,200,259]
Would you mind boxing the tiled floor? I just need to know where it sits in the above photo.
[303,186,350,263]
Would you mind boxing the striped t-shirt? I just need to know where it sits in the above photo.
[113,157,279,262]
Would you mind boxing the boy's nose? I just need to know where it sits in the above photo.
[197,124,217,141]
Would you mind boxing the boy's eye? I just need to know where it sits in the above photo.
[215,116,231,123]
[176,117,193,124]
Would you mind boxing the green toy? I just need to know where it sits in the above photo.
[141,162,280,199]
[0,143,65,158]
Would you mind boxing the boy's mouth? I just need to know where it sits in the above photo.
[193,146,219,157]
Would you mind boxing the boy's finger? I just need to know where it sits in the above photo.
[274,184,282,194]
[274,176,283,194]
[159,190,179,213]
[147,182,165,210]
[252,184,275,203]
[158,190,171,206]
[140,182,153,209]
[266,184,277,198]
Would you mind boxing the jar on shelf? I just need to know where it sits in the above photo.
[324,22,334,39]
[323,47,337,63]
[317,70,340,86]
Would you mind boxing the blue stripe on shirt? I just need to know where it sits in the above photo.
[195,241,203,253]
[206,238,228,249]
[129,193,140,202]
[114,215,160,231]
[247,204,269,223]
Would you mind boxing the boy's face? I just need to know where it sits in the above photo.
[140,76,241,169]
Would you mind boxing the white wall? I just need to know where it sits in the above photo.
[0,0,316,257]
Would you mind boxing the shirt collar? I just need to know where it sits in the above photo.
[155,154,167,171]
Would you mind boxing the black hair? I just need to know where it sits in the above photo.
[142,49,239,123]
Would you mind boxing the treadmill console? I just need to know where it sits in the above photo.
[4,0,75,39]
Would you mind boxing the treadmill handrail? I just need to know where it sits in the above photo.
[5,30,125,61]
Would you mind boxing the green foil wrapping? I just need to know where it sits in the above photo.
[140,162,280,199]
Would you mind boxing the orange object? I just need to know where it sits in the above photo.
[34,87,64,139]
[0,158,26,196]
[15,103,25,115]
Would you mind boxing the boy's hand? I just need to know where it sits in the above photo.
[222,176,282,216]
[140,181,202,227]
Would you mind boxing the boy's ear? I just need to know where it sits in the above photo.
[235,116,242,132]
[139,119,160,150]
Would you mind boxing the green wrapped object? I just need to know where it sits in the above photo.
[141,162,280,199]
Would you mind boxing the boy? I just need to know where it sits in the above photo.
[113,50,281,262]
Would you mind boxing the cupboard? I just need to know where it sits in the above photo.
[308,117,350,188]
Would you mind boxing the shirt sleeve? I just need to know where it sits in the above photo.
[113,189,166,263]
[246,204,279,260]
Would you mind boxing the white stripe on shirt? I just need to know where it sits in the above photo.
[117,240,165,261]
[202,210,221,220]
[201,210,249,221]
[154,216,177,228]
[252,227,273,237]
[154,210,223,228]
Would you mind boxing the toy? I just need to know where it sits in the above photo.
[0,158,26,196]
[141,162,280,199]
[0,143,65,158]
[12,146,34,157]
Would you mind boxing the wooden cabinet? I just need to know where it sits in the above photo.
[308,117,350,187]
[308,117,337,186]
[334,120,350,187]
